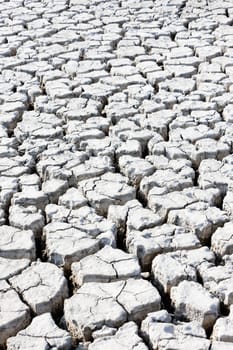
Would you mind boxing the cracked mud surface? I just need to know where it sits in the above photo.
[1,0,233,349]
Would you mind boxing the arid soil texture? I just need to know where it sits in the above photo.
[1,0,233,349]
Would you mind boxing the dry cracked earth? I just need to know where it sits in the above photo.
[2,0,233,349]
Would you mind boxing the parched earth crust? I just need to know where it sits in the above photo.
[1,0,233,349]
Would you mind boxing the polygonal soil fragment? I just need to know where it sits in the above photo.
[89,322,148,350]
[171,280,220,330]
[11,190,49,210]
[212,305,233,343]
[58,187,87,209]
[148,187,221,221]
[126,206,163,232]
[152,247,215,294]
[126,224,200,270]
[169,125,220,144]
[44,222,102,270]
[198,156,233,195]
[71,246,141,286]
[19,173,41,191]
[42,179,68,203]
[58,97,102,122]
[44,205,116,235]
[141,109,177,139]
[14,111,63,142]
[211,222,233,257]
[43,207,116,270]
[79,137,118,161]
[36,145,88,182]
[141,310,210,350]
[168,202,228,243]
[64,279,161,341]
[0,176,18,208]
[223,191,233,218]
[9,205,45,238]
[202,254,233,307]
[9,261,68,315]
[78,172,136,215]
[159,77,196,94]
[0,257,30,280]
[0,225,36,260]
[72,156,114,182]
[0,155,34,177]
[0,280,31,347]
[170,138,230,168]
[108,199,163,241]
[108,199,141,229]
[118,155,155,186]
[7,313,72,350]
[139,162,195,199]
